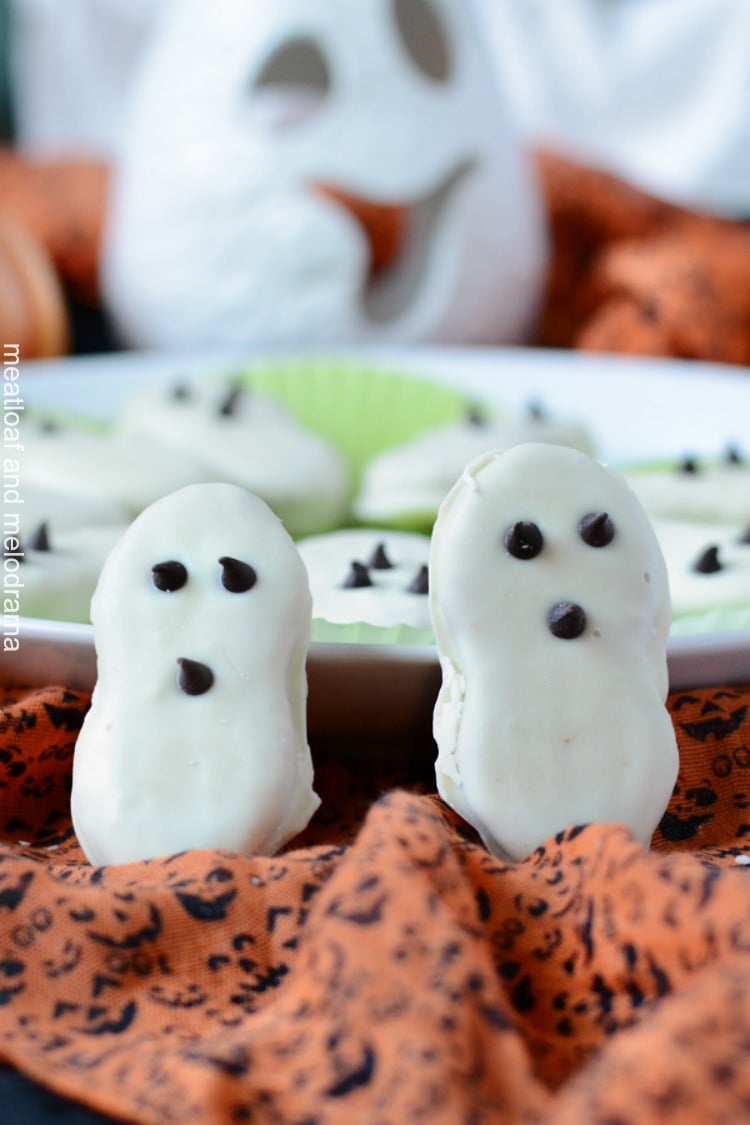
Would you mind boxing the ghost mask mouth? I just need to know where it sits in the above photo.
[312,160,476,325]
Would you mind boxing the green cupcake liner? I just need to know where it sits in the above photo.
[311,618,434,647]
[235,356,471,489]
[670,606,750,637]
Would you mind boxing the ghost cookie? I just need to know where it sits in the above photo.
[11,520,129,623]
[429,443,678,862]
[652,517,750,621]
[22,418,209,520]
[353,409,511,527]
[625,447,750,524]
[354,402,595,528]
[297,528,431,628]
[71,482,320,865]
[119,376,350,536]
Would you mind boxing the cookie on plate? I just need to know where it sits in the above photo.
[10,520,128,623]
[118,375,351,536]
[652,517,750,621]
[297,528,431,629]
[354,402,595,528]
[625,447,750,524]
[22,418,210,520]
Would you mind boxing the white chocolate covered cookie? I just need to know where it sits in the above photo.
[652,518,750,620]
[12,520,129,623]
[430,443,678,862]
[297,528,431,628]
[354,403,595,527]
[22,420,209,520]
[71,482,320,865]
[625,450,750,524]
[119,377,350,537]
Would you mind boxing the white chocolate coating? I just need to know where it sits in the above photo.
[71,483,320,865]
[22,423,209,520]
[653,518,750,619]
[626,458,750,523]
[354,416,510,524]
[119,377,350,537]
[15,522,129,623]
[17,482,129,535]
[430,443,678,862]
[297,528,431,628]
[354,407,594,525]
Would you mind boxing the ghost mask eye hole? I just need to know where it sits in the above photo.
[152,561,188,593]
[219,557,258,594]
[250,36,331,129]
[392,0,452,83]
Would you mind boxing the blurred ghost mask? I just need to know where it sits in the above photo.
[103,0,547,348]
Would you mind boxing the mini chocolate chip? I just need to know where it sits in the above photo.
[342,562,373,589]
[152,560,188,592]
[526,399,546,422]
[171,382,191,401]
[218,385,243,417]
[466,405,486,427]
[504,521,543,560]
[406,565,429,595]
[219,556,257,593]
[547,602,587,640]
[726,444,744,466]
[27,522,51,552]
[679,455,699,475]
[692,545,722,574]
[40,418,61,433]
[366,543,393,570]
[739,527,750,545]
[578,512,615,548]
[177,658,214,696]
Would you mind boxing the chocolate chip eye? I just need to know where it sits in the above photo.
[692,545,722,574]
[342,562,372,589]
[578,512,615,548]
[27,521,51,552]
[152,561,188,592]
[406,565,429,595]
[177,658,214,696]
[726,444,744,466]
[740,527,750,546]
[219,557,257,593]
[218,385,243,417]
[679,455,699,475]
[366,543,393,570]
[547,602,587,640]
[170,382,191,401]
[504,521,543,560]
[465,405,486,427]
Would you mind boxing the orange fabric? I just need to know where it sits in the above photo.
[535,148,750,366]
[0,685,750,1121]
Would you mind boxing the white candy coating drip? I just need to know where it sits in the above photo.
[71,483,320,865]
[429,443,678,862]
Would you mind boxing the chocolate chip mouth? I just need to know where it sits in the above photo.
[317,161,477,326]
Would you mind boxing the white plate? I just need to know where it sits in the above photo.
[4,346,750,740]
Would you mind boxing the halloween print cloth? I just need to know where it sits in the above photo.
[534,148,750,367]
[0,682,749,1122]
